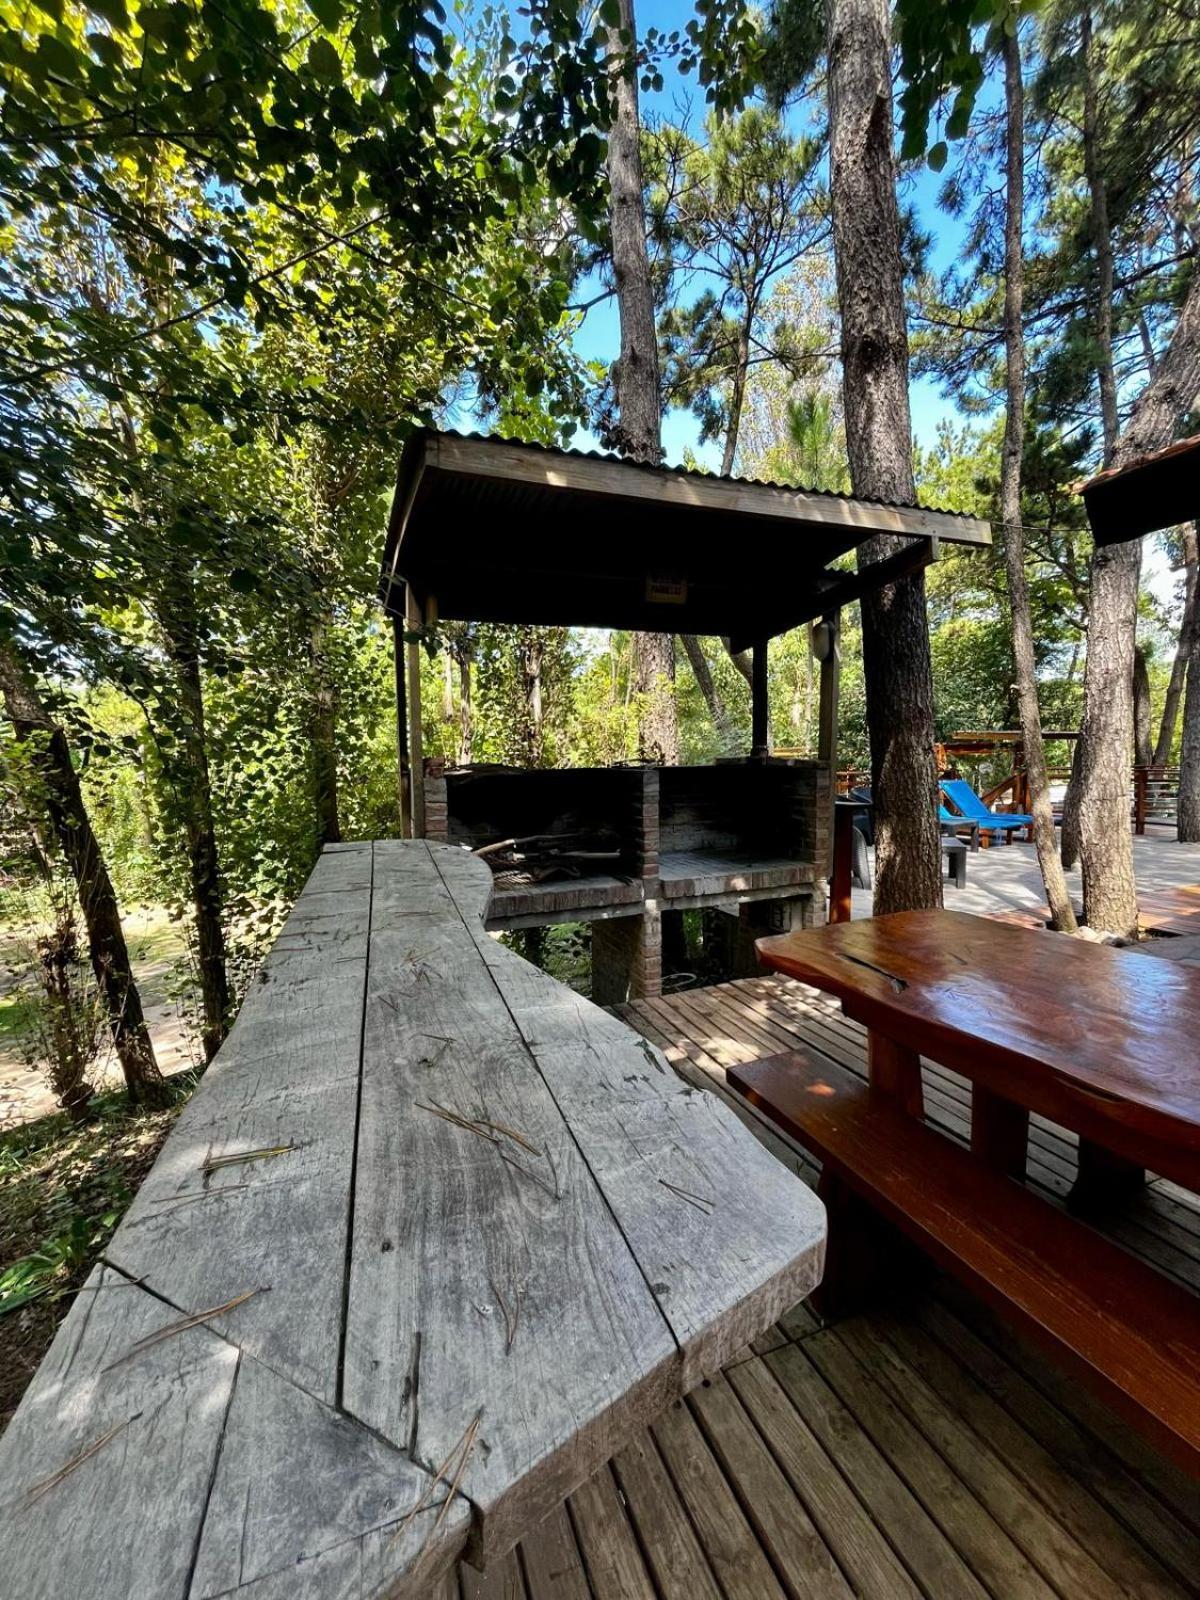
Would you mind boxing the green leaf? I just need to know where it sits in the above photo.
[306,36,342,83]
[927,140,949,172]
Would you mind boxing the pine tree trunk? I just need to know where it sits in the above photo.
[310,609,341,848]
[457,653,473,765]
[826,0,941,913]
[159,565,231,1058]
[1132,645,1153,769]
[606,0,677,765]
[682,634,736,748]
[1000,26,1077,932]
[1153,523,1198,763]
[1081,6,1120,463]
[0,644,164,1102]
[1177,628,1200,839]
[1075,272,1200,929]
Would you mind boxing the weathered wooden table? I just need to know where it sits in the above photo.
[757,908,1200,1205]
[0,841,825,1600]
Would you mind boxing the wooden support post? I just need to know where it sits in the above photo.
[971,1086,1029,1179]
[1134,766,1147,835]
[866,1031,924,1118]
[391,613,411,838]
[816,611,841,913]
[816,611,840,766]
[830,803,854,925]
[751,639,769,756]
[404,585,425,838]
[1070,1139,1146,1214]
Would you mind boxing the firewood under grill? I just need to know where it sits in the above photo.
[472,828,628,886]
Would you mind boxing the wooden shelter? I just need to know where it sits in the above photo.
[1081,431,1200,543]
[381,429,991,998]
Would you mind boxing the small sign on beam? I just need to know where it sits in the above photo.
[645,574,688,605]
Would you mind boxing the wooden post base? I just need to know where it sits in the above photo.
[867,1032,924,1118]
[1069,1138,1146,1215]
[971,1086,1029,1179]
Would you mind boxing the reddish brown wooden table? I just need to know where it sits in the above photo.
[757,909,1200,1206]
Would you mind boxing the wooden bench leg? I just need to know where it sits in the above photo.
[971,1087,1029,1179]
[1069,1139,1146,1215]
[811,1170,915,1320]
[867,1032,924,1118]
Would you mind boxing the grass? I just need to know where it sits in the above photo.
[0,1077,195,1429]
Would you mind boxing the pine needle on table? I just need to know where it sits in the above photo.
[388,1406,484,1551]
[201,1143,294,1175]
[18,1412,142,1509]
[104,1286,267,1371]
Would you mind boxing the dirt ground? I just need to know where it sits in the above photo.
[0,906,200,1130]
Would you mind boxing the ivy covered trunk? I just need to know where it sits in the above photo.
[310,609,342,848]
[825,0,941,914]
[605,0,677,766]
[1000,24,1077,934]
[0,643,164,1103]
[159,564,231,1059]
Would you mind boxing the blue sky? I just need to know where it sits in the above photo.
[566,1,976,467]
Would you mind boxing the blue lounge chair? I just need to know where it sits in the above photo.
[940,779,1032,846]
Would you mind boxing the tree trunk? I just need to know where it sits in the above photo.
[606,0,677,765]
[310,609,341,848]
[457,652,473,765]
[1132,645,1153,769]
[1177,626,1200,839]
[0,643,165,1102]
[1075,271,1200,930]
[520,629,545,767]
[719,318,753,478]
[159,565,231,1058]
[1081,5,1120,464]
[682,634,736,750]
[826,0,941,914]
[1000,26,1077,932]
[1153,522,1198,764]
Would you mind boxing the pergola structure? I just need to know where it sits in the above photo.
[380,428,991,997]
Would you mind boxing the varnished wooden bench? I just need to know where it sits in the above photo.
[729,1048,1200,1478]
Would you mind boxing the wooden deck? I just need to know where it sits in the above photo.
[452,974,1200,1599]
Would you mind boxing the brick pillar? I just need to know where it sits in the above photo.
[591,905,662,1005]
[423,759,449,843]
[729,895,814,977]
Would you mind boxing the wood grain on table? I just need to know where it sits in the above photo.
[757,909,1200,1192]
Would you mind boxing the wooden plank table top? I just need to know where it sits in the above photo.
[0,841,825,1600]
[757,909,1200,1196]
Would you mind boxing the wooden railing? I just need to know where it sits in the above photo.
[1133,766,1180,834]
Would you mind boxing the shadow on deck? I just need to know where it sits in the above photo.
[450,974,1200,1600]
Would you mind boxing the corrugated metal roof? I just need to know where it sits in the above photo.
[434,426,984,524]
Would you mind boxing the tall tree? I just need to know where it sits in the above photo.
[0,644,164,1102]
[605,0,677,765]
[825,0,943,912]
[1075,272,1200,921]
[1153,525,1199,764]
[999,18,1077,932]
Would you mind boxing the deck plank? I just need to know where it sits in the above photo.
[723,1355,924,1600]
[652,1398,789,1600]
[686,1371,855,1599]
[568,1467,657,1599]
[609,1432,724,1600]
